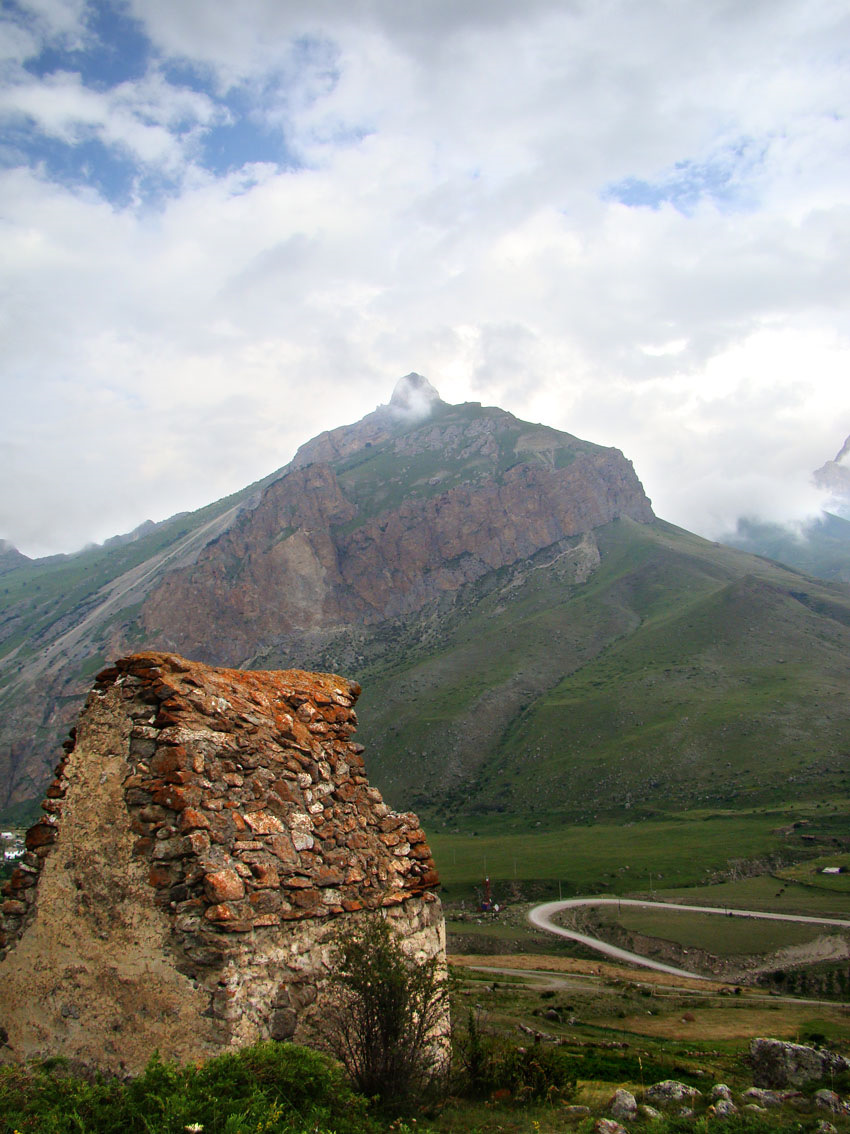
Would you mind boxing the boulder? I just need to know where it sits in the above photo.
[645,1079,702,1106]
[594,1120,628,1134]
[742,1086,783,1108]
[748,1037,849,1089]
[814,1089,847,1114]
[609,1088,637,1120]
[638,1104,662,1121]
[712,1098,738,1118]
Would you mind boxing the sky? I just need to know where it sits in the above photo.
[2,0,850,558]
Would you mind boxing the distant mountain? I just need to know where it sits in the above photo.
[722,435,850,584]
[724,513,850,584]
[2,376,850,832]
[814,434,850,518]
[0,540,29,577]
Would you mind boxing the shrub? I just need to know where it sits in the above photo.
[318,915,449,1108]
[454,1011,575,1103]
[0,1042,375,1133]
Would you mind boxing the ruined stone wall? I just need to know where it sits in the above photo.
[0,653,445,1073]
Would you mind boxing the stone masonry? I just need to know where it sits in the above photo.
[0,652,445,1073]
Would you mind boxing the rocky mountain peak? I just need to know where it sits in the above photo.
[813,431,850,517]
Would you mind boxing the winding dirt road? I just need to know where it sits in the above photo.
[529,897,850,981]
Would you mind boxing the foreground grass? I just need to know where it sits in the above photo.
[4,965,849,1133]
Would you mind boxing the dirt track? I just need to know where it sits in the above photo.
[528,897,850,979]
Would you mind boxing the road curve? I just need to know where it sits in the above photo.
[529,898,850,981]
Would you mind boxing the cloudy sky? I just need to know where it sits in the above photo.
[3,0,850,557]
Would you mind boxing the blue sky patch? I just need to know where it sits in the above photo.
[3,126,177,206]
[21,0,151,88]
[1,3,336,204]
[604,140,762,214]
[201,115,299,176]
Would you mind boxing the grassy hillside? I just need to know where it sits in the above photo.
[355,517,850,825]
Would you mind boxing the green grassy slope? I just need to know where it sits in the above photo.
[355,517,850,826]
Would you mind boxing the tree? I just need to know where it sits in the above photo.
[319,915,449,1106]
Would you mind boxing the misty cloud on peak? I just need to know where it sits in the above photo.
[386,372,443,423]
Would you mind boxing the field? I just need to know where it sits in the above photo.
[590,906,834,955]
[428,799,850,906]
[440,951,850,1131]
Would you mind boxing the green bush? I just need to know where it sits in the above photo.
[454,1011,575,1103]
[318,916,449,1109]
[0,1041,375,1134]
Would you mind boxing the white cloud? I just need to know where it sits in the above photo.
[2,0,850,555]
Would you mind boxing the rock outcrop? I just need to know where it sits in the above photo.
[140,395,653,665]
[748,1037,849,1089]
[0,652,444,1073]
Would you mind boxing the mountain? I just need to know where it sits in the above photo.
[2,375,850,832]
[724,513,850,584]
[814,433,850,515]
[0,540,29,577]
[722,435,850,584]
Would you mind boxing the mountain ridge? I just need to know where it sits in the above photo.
[1,377,849,832]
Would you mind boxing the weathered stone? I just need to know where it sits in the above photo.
[742,1086,783,1107]
[178,807,211,831]
[25,823,56,850]
[0,651,445,1077]
[749,1038,849,1089]
[594,1119,628,1134]
[814,1089,844,1113]
[646,1080,702,1105]
[243,811,285,835]
[203,869,245,902]
[712,1098,738,1118]
[609,1088,637,1120]
[638,1104,662,1120]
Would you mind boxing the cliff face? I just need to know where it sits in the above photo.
[0,652,444,1072]
[140,387,654,664]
